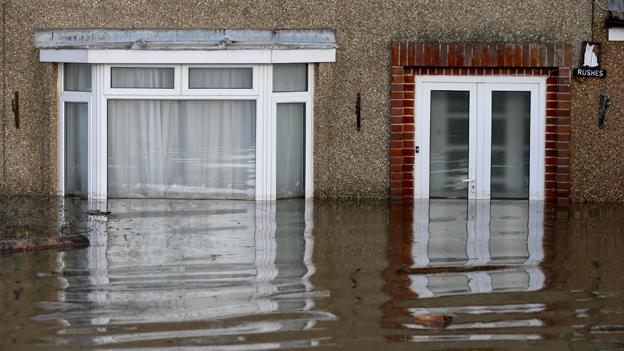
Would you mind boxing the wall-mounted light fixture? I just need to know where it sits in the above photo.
[598,89,611,129]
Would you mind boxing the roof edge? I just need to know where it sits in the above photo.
[34,29,338,50]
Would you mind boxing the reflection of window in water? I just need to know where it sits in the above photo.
[409,200,545,298]
[40,199,333,346]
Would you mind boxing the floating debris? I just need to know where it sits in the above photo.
[86,210,112,216]
[0,235,89,254]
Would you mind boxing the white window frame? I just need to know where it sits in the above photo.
[104,64,182,96]
[271,64,315,198]
[181,64,259,96]
[58,63,315,200]
[58,63,93,197]
[414,76,546,201]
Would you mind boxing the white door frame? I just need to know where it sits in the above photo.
[414,76,546,200]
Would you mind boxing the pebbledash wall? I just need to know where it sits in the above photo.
[3,0,623,202]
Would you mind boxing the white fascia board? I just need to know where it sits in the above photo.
[609,27,624,41]
[87,49,272,64]
[272,49,336,63]
[39,48,337,64]
[40,49,88,63]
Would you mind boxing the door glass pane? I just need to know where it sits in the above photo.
[189,68,252,89]
[64,63,92,92]
[273,64,307,92]
[276,103,305,198]
[430,91,470,199]
[107,100,256,199]
[65,102,88,195]
[111,67,175,89]
[491,91,530,199]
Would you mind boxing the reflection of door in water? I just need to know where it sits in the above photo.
[408,199,545,298]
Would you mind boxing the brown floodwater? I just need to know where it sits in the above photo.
[1,197,624,350]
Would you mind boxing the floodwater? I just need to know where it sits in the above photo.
[1,197,624,350]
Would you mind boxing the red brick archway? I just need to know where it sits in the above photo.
[390,42,572,206]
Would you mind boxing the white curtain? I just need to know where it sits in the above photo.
[64,63,91,92]
[111,68,175,89]
[108,100,256,199]
[189,68,253,89]
[276,103,305,199]
[273,64,307,92]
[65,102,89,195]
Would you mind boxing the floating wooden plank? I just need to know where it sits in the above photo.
[0,235,89,254]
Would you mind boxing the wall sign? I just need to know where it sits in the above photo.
[573,42,606,78]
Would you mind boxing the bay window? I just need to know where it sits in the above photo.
[39,29,336,200]
[58,63,315,200]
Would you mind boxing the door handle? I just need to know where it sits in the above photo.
[461,178,477,193]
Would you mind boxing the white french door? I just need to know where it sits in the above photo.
[414,77,545,200]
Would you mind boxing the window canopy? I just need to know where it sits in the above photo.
[34,29,337,64]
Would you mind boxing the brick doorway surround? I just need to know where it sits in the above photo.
[390,42,573,206]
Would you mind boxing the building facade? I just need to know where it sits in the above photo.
[0,0,622,203]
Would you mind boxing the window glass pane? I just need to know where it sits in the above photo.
[111,67,175,89]
[189,68,252,89]
[273,64,307,92]
[107,100,256,199]
[65,102,88,195]
[491,91,530,199]
[64,64,92,92]
[429,91,470,199]
[277,103,305,199]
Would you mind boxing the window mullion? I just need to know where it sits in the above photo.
[305,64,315,198]
[58,64,65,196]
[89,64,107,199]
[256,64,275,200]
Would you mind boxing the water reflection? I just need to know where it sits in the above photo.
[385,199,548,343]
[3,198,624,350]
[408,200,545,297]
[35,199,334,349]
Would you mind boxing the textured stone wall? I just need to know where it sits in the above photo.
[569,5,624,202]
[0,0,593,199]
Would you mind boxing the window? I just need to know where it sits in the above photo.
[277,103,306,198]
[60,63,92,197]
[107,99,256,199]
[60,63,314,200]
[64,102,88,195]
[273,64,307,92]
[111,67,175,89]
[188,68,253,89]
